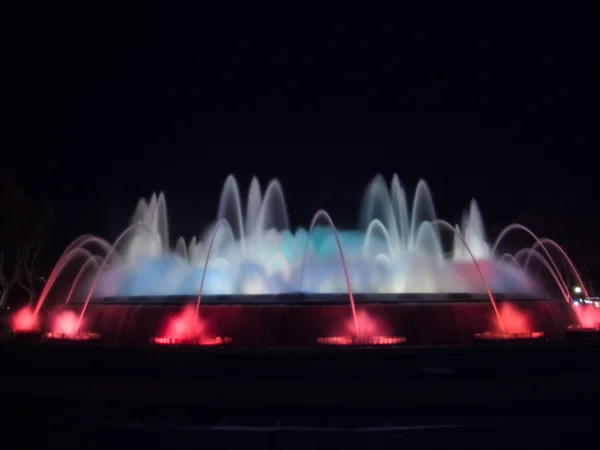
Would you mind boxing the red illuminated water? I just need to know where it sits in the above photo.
[347,309,382,336]
[525,237,591,327]
[51,310,80,335]
[474,302,545,341]
[573,304,600,328]
[153,304,232,345]
[496,302,532,334]
[40,309,102,341]
[11,306,38,332]
[166,304,205,340]
[317,310,406,346]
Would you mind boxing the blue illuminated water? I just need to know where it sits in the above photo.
[88,175,539,298]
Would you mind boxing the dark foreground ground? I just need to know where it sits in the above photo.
[1,338,600,449]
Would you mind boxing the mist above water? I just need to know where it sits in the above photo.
[90,174,538,298]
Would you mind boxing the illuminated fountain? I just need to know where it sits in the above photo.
[566,297,600,339]
[10,307,42,341]
[44,310,101,342]
[473,302,546,342]
[94,175,538,298]
[150,304,232,346]
[11,173,592,346]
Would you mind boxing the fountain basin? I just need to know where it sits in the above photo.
[44,331,102,342]
[565,324,600,340]
[150,336,232,346]
[317,335,406,346]
[11,327,43,342]
[46,297,573,347]
[474,331,545,342]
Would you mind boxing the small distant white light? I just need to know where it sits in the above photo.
[573,286,582,294]
[574,301,579,306]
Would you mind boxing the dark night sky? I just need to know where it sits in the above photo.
[2,4,598,264]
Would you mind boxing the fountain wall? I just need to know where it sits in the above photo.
[50,298,574,347]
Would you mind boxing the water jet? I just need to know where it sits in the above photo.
[19,174,586,348]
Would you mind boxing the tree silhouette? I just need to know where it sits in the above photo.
[0,173,54,307]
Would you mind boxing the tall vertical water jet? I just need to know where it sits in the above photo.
[175,237,188,262]
[217,175,245,248]
[155,192,170,251]
[455,200,489,260]
[409,180,437,251]
[390,174,410,253]
[254,178,290,239]
[360,174,400,252]
[245,177,262,237]
[414,221,444,265]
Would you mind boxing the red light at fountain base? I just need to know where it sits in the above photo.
[475,302,545,342]
[10,307,38,329]
[10,307,42,341]
[44,331,102,342]
[562,302,600,339]
[571,303,600,335]
[317,310,407,346]
[44,310,101,342]
[151,336,232,346]
[474,331,545,341]
[52,310,79,334]
[317,336,406,346]
[151,305,231,346]
[565,324,600,340]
